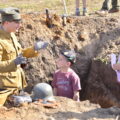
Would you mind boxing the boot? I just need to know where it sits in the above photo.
[109,8,119,13]
[75,8,80,16]
[83,8,88,16]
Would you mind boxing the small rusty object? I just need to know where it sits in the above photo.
[34,99,60,109]
[45,9,53,28]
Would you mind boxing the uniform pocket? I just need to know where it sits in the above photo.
[8,71,17,78]
[1,72,18,88]
[0,40,16,60]
[4,46,16,60]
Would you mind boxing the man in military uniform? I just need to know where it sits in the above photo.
[96,0,119,15]
[0,7,48,106]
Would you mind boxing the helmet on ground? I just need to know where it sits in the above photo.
[60,49,76,64]
[32,83,54,101]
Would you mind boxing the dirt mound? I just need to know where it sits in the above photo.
[1,12,120,119]
[0,97,120,120]
[16,13,120,108]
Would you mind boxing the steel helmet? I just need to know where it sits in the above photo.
[60,49,76,64]
[32,83,54,101]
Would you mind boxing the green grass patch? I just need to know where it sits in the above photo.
[0,0,103,14]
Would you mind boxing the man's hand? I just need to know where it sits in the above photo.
[14,54,27,65]
[34,41,48,51]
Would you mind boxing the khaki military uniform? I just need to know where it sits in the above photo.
[0,26,39,106]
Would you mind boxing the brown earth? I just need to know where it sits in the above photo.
[0,97,120,120]
[1,12,120,120]
[18,13,120,107]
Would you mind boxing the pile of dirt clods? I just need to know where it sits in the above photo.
[0,97,120,120]
[1,12,120,120]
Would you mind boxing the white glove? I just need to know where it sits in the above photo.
[14,54,27,65]
[34,41,48,51]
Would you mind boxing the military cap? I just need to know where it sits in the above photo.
[60,49,76,64]
[0,7,21,22]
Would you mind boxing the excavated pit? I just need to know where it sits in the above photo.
[0,12,120,120]
[15,13,120,108]
[3,13,116,108]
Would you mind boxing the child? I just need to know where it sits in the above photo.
[52,50,81,101]
[75,0,88,16]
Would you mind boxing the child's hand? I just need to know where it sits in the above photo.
[73,91,79,101]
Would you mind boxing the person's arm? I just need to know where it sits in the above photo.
[110,53,120,71]
[22,41,48,58]
[73,90,80,101]
[71,72,81,101]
